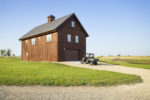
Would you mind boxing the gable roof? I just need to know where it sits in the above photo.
[19,13,88,40]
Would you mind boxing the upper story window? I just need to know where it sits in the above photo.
[75,35,79,43]
[39,37,41,42]
[31,38,35,45]
[46,34,52,42]
[67,34,71,42]
[71,21,75,27]
[25,40,28,44]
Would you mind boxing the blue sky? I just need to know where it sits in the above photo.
[0,0,150,56]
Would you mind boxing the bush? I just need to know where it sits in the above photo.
[117,54,121,56]
[12,54,15,56]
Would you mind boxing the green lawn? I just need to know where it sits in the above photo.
[99,56,150,69]
[0,57,142,86]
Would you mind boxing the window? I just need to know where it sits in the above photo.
[31,38,35,45]
[67,34,71,42]
[25,40,28,44]
[39,37,41,42]
[75,35,79,43]
[71,21,75,27]
[46,34,52,42]
[26,52,28,57]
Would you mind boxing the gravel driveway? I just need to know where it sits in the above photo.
[1,62,150,100]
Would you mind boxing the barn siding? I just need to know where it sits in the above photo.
[22,32,58,61]
[58,16,86,61]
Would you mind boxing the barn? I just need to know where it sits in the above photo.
[19,13,89,61]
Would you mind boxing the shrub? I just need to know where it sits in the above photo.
[117,54,121,57]
[12,54,15,56]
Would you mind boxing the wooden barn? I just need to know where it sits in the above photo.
[19,13,89,61]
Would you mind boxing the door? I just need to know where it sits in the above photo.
[65,50,79,61]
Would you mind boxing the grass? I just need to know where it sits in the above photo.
[0,57,142,86]
[98,56,150,69]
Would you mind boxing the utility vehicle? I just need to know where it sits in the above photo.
[81,53,99,65]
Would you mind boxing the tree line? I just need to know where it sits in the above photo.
[0,49,15,56]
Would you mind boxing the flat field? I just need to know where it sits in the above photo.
[0,57,142,86]
[99,56,150,69]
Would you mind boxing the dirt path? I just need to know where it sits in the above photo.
[60,62,150,83]
[0,62,150,100]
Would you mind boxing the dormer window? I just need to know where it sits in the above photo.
[71,21,75,27]
[67,34,71,42]
[31,38,35,45]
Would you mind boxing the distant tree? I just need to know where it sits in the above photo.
[0,49,6,56]
[6,49,12,56]
[117,54,121,56]
[12,54,15,57]
[109,55,112,57]
[98,55,103,58]
[100,55,103,57]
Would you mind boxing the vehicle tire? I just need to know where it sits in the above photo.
[81,60,84,64]
[90,61,93,65]
[94,61,97,65]
[86,60,89,64]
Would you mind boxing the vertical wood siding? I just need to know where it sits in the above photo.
[22,32,58,61]
[58,16,86,61]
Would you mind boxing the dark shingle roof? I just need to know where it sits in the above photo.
[19,13,73,40]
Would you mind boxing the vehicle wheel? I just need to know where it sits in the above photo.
[81,60,84,64]
[90,61,93,65]
[94,61,97,65]
[86,60,89,64]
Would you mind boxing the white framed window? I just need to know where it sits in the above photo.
[67,34,71,42]
[75,35,79,43]
[46,34,52,42]
[39,37,41,42]
[26,52,28,57]
[25,40,28,44]
[71,21,75,27]
[31,38,35,45]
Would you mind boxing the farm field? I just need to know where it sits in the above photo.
[99,56,150,69]
[0,57,142,86]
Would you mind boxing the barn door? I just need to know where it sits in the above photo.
[65,50,79,61]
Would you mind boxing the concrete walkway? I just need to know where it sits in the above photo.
[1,62,150,100]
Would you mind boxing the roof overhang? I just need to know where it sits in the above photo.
[19,29,57,41]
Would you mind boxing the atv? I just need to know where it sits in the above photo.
[81,53,99,65]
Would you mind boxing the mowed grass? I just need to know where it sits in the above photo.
[99,56,150,69]
[0,57,142,86]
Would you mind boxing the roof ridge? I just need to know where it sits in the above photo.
[34,13,73,29]
[19,13,74,40]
